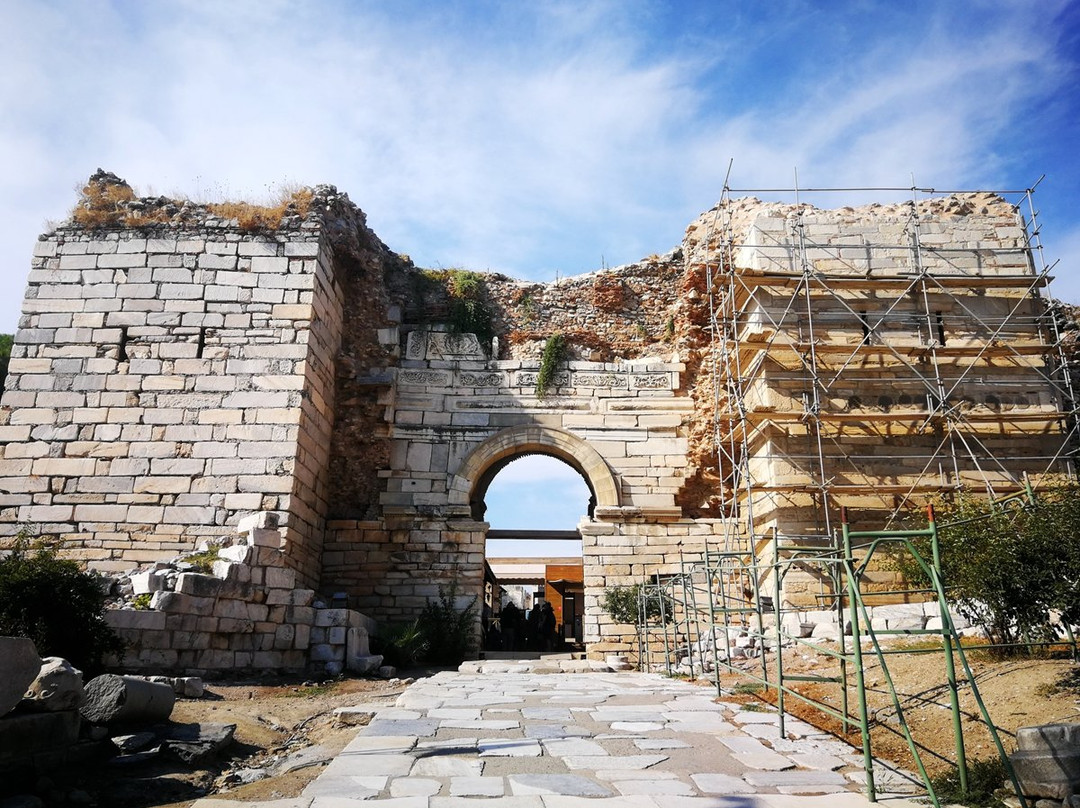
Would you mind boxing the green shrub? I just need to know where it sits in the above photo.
[420,268,494,348]
[536,333,568,399]
[893,483,1080,650]
[373,619,428,669]
[0,533,123,674]
[185,546,220,573]
[601,584,673,625]
[0,333,11,394]
[417,583,477,666]
[927,757,1008,808]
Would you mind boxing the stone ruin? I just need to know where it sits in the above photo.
[0,170,1071,673]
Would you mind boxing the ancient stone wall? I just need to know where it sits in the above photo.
[0,176,1071,665]
[0,179,396,588]
[105,513,378,675]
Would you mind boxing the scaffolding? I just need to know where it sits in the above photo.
[631,176,1078,805]
[692,176,1076,596]
[636,501,1048,806]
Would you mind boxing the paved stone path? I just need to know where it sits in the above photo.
[192,669,924,808]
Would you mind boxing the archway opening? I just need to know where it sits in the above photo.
[480,454,591,653]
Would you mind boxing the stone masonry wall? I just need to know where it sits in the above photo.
[1,176,1070,663]
[0,187,359,586]
[106,512,378,675]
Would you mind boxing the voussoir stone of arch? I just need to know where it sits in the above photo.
[449,425,619,509]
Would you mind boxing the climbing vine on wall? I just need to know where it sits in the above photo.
[536,332,568,398]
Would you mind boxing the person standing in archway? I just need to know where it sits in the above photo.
[540,601,557,651]
[501,600,521,652]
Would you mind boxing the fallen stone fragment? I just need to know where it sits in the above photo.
[110,731,158,754]
[0,637,42,717]
[222,768,269,785]
[332,705,380,725]
[160,722,236,764]
[107,746,162,766]
[273,744,333,774]
[21,657,85,712]
[81,674,175,725]
[0,795,45,808]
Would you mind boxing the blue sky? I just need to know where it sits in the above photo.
[483,456,589,558]
[2,0,1079,549]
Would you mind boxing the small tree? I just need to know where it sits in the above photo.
[0,533,123,674]
[895,484,1080,649]
[601,584,673,626]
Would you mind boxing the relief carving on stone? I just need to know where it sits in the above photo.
[573,372,626,389]
[515,371,570,388]
[399,369,451,386]
[405,331,427,359]
[405,331,486,361]
[459,371,504,387]
[631,373,671,390]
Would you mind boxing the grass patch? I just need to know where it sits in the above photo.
[1035,666,1080,698]
[185,546,221,574]
[926,757,1008,808]
[732,681,764,695]
[739,702,768,713]
[285,684,336,699]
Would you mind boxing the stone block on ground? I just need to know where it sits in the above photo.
[160,722,236,764]
[1010,751,1080,800]
[0,637,42,717]
[81,674,175,725]
[0,709,81,766]
[1011,724,1080,800]
[21,657,85,712]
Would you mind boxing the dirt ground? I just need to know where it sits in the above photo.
[42,675,413,808]
[719,641,1080,778]
[32,647,1080,807]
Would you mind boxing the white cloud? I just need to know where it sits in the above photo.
[0,0,1075,335]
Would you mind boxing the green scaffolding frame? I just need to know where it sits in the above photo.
[632,500,1047,807]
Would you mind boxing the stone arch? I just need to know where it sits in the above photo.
[449,425,620,520]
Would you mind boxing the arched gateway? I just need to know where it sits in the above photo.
[450,424,620,517]
[319,328,723,654]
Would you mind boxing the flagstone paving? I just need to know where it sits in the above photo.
[191,669,926,808]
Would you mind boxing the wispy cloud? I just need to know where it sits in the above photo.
[0,0,1076,335]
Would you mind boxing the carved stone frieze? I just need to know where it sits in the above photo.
[515,371,570,388]
[631,373,671,390]
[573,372,626,389]
[458,371,504,387]
[399,369,451,386]
[405,330,486,361]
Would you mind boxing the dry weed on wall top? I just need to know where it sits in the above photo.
[71,172,314,232]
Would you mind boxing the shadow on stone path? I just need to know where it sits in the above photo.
[191,667,927,807]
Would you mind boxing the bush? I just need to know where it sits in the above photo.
[893,484,1080,649]
[417,583,477,666]
[0,533,123,674]
[535,333,568,399]
[601,584,673,625]
[927,757,1008,808]
[0,333,11,394]
[373,619,428,669]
